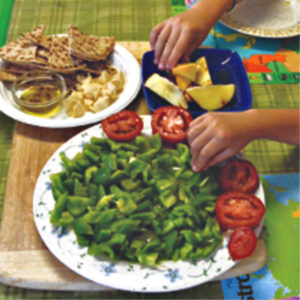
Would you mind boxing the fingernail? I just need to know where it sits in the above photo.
[192,165,199,172]
[154,58,158,65]
[158,63,165,70]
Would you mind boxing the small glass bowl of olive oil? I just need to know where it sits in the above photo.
[12,71,67,118]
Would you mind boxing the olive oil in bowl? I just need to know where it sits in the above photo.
[12,72,66,118]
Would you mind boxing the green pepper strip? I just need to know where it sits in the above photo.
[67,195,93,216]
[94,167,111,184]
[192,194,216,206]
[83,148,100,163]
[89,243,115,260]
[50,192,68,224]
[73,218,93,235]
[164,230,178,257]
[50,172,65,194]
[59,152,74,174]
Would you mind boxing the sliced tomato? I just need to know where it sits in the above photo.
[151,106,193,143]
[228,227,257,260]
[216,191,265,230]
[220,159,259,193]
[102,110,143,141]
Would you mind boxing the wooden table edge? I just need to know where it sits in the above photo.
[0,240,267,291]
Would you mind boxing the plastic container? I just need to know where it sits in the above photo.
[142,48,252,117]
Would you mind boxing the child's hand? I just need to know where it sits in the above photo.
[150,0,232,70]
[187,112,254,172]
[150,8,210,70]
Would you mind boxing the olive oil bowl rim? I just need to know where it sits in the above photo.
[12,71,67,110]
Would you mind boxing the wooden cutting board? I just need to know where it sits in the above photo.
[0,41,267,291]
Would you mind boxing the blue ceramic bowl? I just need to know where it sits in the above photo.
[142,48,251,117]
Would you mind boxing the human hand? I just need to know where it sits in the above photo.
[150,8,211,70]
[187,112,255,172]
[150,0,232,70]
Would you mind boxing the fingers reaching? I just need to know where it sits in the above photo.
[187,117,206,144]
[204,147,238,170]
[158,29,181,69]
[191,138,226,172]
[150,22,165,50]
[163,32,197,69]
[153,25,172,68]
[188,112,250,172]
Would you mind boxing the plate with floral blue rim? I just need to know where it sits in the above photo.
[33,115,265,293]
[142,48,252,119]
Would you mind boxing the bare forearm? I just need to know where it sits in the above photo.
[192,0,244,24]
[245,109,300,146]
[192,0,235,28]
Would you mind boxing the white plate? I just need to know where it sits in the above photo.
[33,116,265,293]
[0,43,141,128]
[220,0,300,38]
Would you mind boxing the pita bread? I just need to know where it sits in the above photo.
[39,65,87,74]
[83,61,106,74]
[0,71,18,81]
[0,37,46,65]
[0,25,118,95]
[62,73,79,91]
[2,62,36,74]
[21,25,46,47]
[46,35,86,71]
[36,47,50,60]
[68,25,115,61]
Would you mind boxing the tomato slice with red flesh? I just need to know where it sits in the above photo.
[216,191,265,230]
[151,106,193,143]
[102,110,143,141]
[220,159,259,193]
[228,227,257,260]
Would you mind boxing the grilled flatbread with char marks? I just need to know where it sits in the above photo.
[0,25,118,83]
[2,62,37,74]
[0,37,46,65]
[68,25,115,61]
[0,71,18,81]
[44,35,86,72]
[21,25,46,47]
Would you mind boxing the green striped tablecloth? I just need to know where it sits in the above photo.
[0,0,14,224]
[0,0,299,299]
[243,84,299,173]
